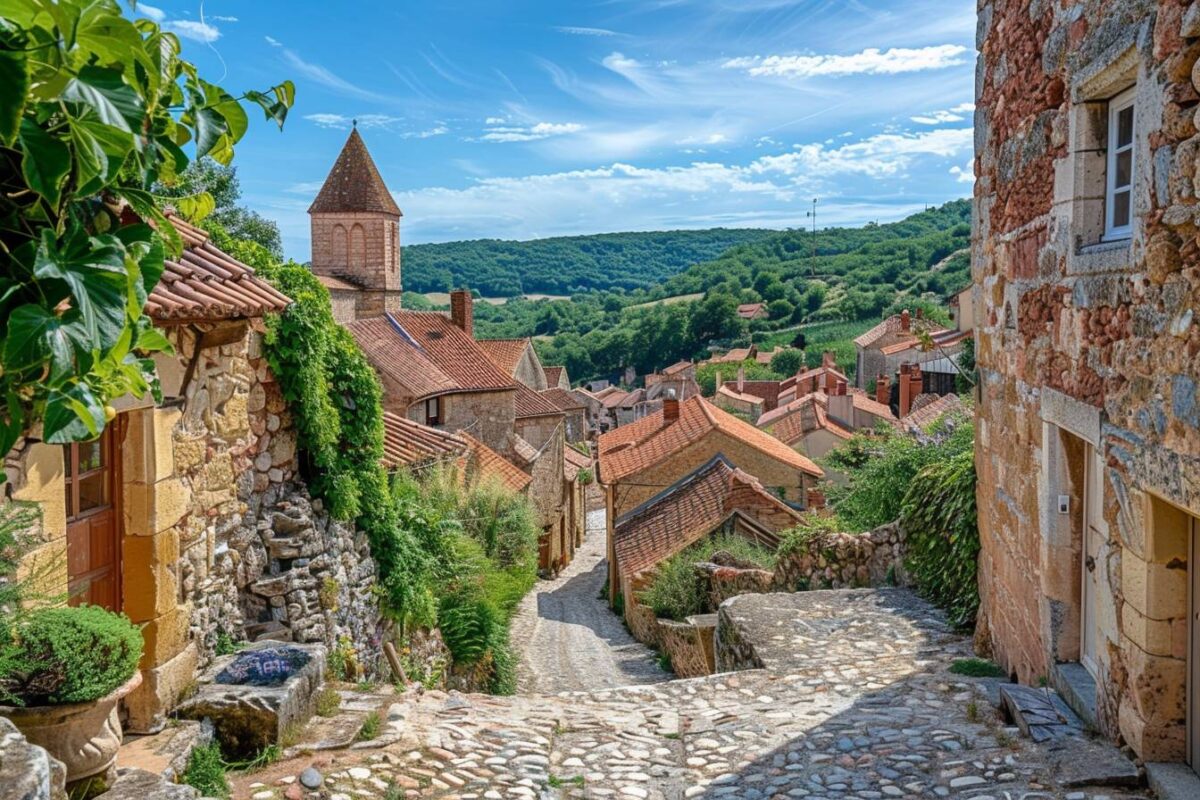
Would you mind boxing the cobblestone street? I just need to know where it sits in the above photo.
[509,510,669,693]
[237,589,1150,800]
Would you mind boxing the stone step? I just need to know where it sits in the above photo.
[95,768,199,800]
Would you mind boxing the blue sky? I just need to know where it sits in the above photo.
[140,0,978,260]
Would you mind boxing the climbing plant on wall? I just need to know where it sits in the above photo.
[0,0,293,460]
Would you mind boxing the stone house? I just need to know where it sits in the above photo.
[714,383,766,419]
[309,128,403,325]
[973,0,1200,772]
[854,310,968,390]
[597,395,823,600]
[5,215,381,733]
[949,285,976,332]
[543,366,571,390]
[757,392,853,460]
[478,338,550,391]
[541,388,588,444]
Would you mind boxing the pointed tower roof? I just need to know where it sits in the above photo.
[308,127,402,216]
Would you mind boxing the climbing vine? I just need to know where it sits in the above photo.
[900,448,979,628]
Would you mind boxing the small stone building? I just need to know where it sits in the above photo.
[5,216,380,733]
[758,392,853,460]
[597,395,823,600]
[974,0,1200,770]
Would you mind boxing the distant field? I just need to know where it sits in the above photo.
[627,292,704,310]
[421,292,571,307]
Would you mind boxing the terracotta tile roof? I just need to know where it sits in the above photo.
[308,128,402,216]
[145,214,291,322]
[459,432,532,493]
[543,366,566,387]
[380,412,467,470]
[662,360,694,376]
[541,387,586,411]
[597,395,823,482]
[716,384,766,407]
[477,338,532,376]
[601,390,630,409]
[849,389,900,427]
[346,315,459,401]
[754,347,782,365]
[931,329,971,348]
[721,380,781,409]
[593,385,623,400]
[508,433,541,467]
[514,383,564,418]
[389,311,516,393]
[718,347,755,363]
[756,391,827,429]
[737,302,767,319]
[769,396,853,446]
[879,335,925,356]
[613,455,802,578]
[314,274,360,291]
[853,316,901,349]
[903,393,965,432]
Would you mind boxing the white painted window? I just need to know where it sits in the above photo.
[1104,86,1135,241]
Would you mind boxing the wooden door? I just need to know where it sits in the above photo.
[65,426,120,610]
[1190,517,1199,771]
[1081,444,1104,677]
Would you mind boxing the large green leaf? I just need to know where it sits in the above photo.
[115,222,166,300]
[18,118,70,208]
[3,304,74,385]
[192,105,228,160]
[43,382,105,443]
[0,49,27,145]
[32,228,130,352]
[63,65,144,133]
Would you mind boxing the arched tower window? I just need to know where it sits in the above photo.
[349,223,366,267]
[331,224,348,267]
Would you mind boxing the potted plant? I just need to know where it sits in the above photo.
[0,605,144,786]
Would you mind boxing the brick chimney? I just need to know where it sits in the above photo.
[663,389,680,423]
[900,309,911,332]
[899,363,923,417]
[875,373,890,405]
[450,289,474,338]
[822,351,836,370]
[737,365,745,394]
[827,380,852,428]
[833,379,847,396]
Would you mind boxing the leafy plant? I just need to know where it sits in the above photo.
[357,711,381,741]
[315,687,341,717]
[0,0,293,459]
[0,605,142,705]
[642,534,776,621]
[950,658,1006,678]
[181,742,229,799]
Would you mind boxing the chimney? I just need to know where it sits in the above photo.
[834,379,847,396]
[822,351,836,370]
[827,382,852,428]
[715,370,723,392]
[450,289,474,338]
[663,389,680,423]
[899,363,924,418]
[875,373,890,405]
[900,309,911,332]
[915,308,924,321]
[737,366,745,394]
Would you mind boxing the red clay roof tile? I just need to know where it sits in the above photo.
[380,412,468,469]
[308,128,402,216]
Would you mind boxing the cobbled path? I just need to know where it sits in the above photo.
[240,589,1152,800]
[509,509,669,693]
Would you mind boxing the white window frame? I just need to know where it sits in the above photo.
[1103,86,1136,242]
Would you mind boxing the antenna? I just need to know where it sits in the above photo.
[805,198,818,278]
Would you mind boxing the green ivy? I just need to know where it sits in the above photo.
[900,449,979,628]
[0,0,292,460]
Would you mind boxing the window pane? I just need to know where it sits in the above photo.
[1112,190,1131,229]
[78,440,103,473]
[1115,150,1132,188]
[1117,106,1133,147]
[77,471,109,513]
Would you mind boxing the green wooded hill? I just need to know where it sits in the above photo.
[402,228,776,296]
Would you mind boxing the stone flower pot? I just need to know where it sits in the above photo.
[0,671,142,785]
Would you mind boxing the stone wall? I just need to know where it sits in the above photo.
[415,390,516,456]
[310,212,400,293]
[771,521,908,592]
[974,0,1200,761]
[621,591,713,679]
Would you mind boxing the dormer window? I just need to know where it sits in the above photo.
[1104,87,1135,241]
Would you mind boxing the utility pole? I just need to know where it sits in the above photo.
[805,198,818,277]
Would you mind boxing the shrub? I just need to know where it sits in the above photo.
[949,658,1005,678]
[315,687,341,717]
[642,534,776,621]
[182,742,229,798]
[901,449,979,628]
[0,605,142,706]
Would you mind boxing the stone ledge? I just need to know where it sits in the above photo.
[1052,661,1099,731]
[1146,762,1200,800]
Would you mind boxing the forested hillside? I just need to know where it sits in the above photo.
[403,228,775,296]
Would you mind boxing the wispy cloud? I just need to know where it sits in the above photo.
[273,40,393,103]
[136,4,165,21]
[723,45,969,79]
[210,14,238,22]
[555,25,619,37]
[481,121,585,143]
[304,113,449,138]
[164,19,221,43]
[949,160,974,183]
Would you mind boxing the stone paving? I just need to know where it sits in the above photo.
[509,508,668,693]
[234,588,1152,800]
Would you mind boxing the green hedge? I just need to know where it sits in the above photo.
[642,534,776,621]
[0,605,143,706]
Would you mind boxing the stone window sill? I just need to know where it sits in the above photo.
[1069,238,1132,274]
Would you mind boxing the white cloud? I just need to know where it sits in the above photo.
[304,113,352,129]
[555,26,618,36]
[304,113,449,138]
[277,46,392,103]
[210,15,238,22]
[163,20,221,43]
[950,160,975,183]
[265,36,282,47]
[136,4,165,21]
[485,116,508,125]
[481,121,584,143]
[911,102,976,125]
[723,45,969,79]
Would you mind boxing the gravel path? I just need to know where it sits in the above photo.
[510,508,670,693]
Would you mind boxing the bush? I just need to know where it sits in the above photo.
[182,742,229,798]
[901,449,979,628]
[642,535,776,621]
[0,606,143,706]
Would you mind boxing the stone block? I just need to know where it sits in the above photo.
[122,408,182,485]
[0,717,66,800]
[124,478,191,537]
[122,530,180,623]
[1124,645,1186,725]
[11,443,67,541]
[1121,551,1188,619]
[172,437,205,473]
[139,605,192,670]
[125,643,199,734]
[1121,603,1173,657]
